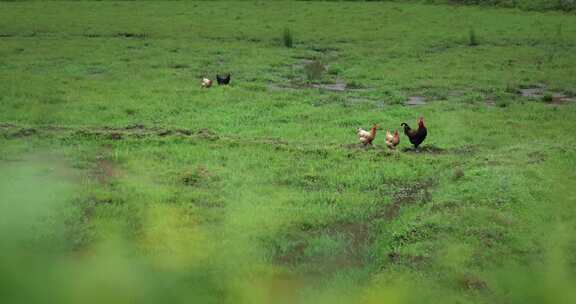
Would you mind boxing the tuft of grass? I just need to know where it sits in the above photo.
[496,99,510,108]
[453,168,465,181]
[468,28,479,46]
[542,92,554,103]
[304,59,325,83]
[283,27,293,48]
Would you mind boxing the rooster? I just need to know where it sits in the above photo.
[385,129,400,150]
[357,124,378,146]
[216,73,231,85]
[201,77,213,88]
[401,117,427,149]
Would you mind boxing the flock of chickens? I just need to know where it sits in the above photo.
[201,74,231,88]
[200,74,427,150]
[358,117,427,150]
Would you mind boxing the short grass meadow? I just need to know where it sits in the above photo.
[1,1,576,303]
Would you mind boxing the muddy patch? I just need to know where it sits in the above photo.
[402,145,446,154]
[0,123,218,140]
[157,128,193,137]
[269,80,353,93]
[405,96,427,106]
[518,87,545,99]
[196,128,219,140]
[267,83,298,92]
[517,85,575,105]
[3,127,37,139]
[311,81,347,92]
[545,93,576,105]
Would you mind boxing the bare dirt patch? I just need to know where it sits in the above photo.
[0,123,217,141]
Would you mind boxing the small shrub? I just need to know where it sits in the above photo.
[468,28,479,46]
[304,60,325,83]
[283,27,293,48]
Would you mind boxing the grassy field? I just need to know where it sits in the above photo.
[1,1,576,303]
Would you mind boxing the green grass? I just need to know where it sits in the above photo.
[1,1,576,304]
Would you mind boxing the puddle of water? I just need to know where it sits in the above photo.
[547,93,576,105]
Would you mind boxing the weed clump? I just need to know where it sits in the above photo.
[283,27,293,48]
[304,60,325,83]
